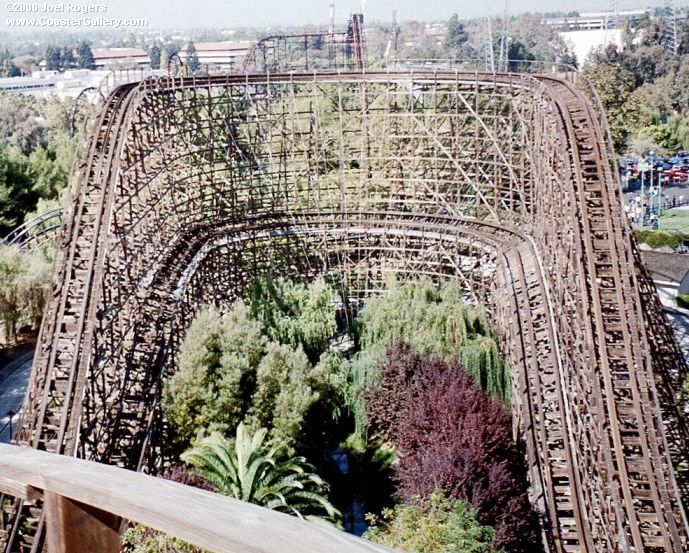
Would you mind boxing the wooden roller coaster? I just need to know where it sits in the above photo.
[1,63,688,552]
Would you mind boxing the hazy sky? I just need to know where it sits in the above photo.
[0,1,676,30]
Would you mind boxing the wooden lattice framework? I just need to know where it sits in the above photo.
[2,71,689,553]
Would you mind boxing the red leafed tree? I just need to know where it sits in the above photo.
[366,342,541,553]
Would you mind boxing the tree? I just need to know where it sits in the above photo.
[445,14,469,57]
[45,46,62,71]
[76,41,95,70]
[164,290,342,452]
[181,424,340,522]
[60,47,75,71]
[582,60,637,150]
[365,492,498,553]
[356,279,509,403]
[0,244,52,342]
[248,277,337,362]
[163,303,266,448]
[149,45,161,70]
[159,48,170,72]
[185,41,201,75]
[0,151,35,234]
[370,345,540,552]
[0,49,19,78]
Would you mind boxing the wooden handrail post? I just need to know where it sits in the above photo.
[44,492,121,553]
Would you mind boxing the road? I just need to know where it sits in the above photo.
[0,351,33,443]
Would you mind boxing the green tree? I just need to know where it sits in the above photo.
[364,492,498,553]
[0,49,19,78]
[164,293,340,452]
[0,246,22,342]
[163,303,266,448]
[445,14,468,57]
[185,41,201,75]
[181,424,340,522]
[0,150,35,234]
[60,47,75,71]
[159,48,170,72]
[0,244,52,342]
[582,60,637,150]
[244,342,318,447]
[76,41,95,70]
[149,45,161,70]
[45,46,62,71]
[248,277,337,362]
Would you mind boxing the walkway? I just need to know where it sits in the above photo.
[0,351,33,443]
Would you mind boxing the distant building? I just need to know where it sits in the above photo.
[179,41,255,71]
[92,48,151,69]
[543,10,647,31]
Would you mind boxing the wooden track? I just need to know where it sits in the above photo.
[1,71,688,552]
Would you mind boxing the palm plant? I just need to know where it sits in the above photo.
[181,423,341,523]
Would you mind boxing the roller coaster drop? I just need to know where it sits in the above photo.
[1,62,689,552]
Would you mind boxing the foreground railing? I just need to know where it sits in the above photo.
[0,444,396,553]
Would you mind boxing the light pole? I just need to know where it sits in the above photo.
[639,158,647,227]
[650,152,655,227]
[657,168,663,228]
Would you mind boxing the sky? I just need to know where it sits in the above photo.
[0,0,678,31]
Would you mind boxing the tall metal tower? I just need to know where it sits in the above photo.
[604,0,619,47]
[662,0,678,56]
[329,0,335,34]
[498,1,509,72]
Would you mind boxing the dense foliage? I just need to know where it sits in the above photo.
[364,491,498,553]
[366,343,539,552]
[356,279,510,403]
[583,15,689,153]
[182,424,340,522]
[163,278,343,451]
[0,243,54,341]
[0,92,72,236]
[634,229,686,251]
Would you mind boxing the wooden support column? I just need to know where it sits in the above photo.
[44,492,120,553]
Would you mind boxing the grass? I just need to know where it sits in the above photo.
[659,208,689,232]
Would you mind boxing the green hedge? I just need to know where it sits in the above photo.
[677,294,689,310]
[634,230,686,251]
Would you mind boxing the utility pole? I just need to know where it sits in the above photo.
[392,9,398,58]
[485,16,495,73]
[329,0,335,34]
[498,0,508,72]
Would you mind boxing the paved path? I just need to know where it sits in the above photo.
[665,307,689,366]
[0,351,33,443]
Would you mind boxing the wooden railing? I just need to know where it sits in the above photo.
[0,444,397,553]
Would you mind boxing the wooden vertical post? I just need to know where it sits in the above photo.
[44,492,120,553]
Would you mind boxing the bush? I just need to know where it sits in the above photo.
[364,491,498,553]
[677,293,689,309]
[164,279,345,452]
[634,230,685,250]
[366,343,540,553]
[356,279,509,403]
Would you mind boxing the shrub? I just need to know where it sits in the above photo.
[634,230,685,251]
[364,491,498,553]
[677,293,689,309]
[181,424,340,523]
[366,343,540,553]
[164,297,347,453]
[356,278,509,403]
